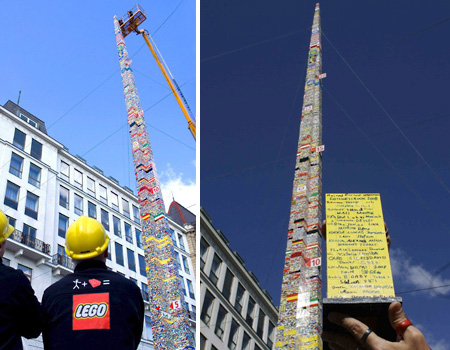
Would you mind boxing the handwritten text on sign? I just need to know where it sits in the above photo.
[326,193,395,298]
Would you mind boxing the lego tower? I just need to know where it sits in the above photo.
[114,16,194,350]
[275,4,324,349]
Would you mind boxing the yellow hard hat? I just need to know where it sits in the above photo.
[0,210,14,243]
[65,216,109,260]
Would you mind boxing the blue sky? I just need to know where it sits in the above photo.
[1,1,196,211]
[201,1,450,348]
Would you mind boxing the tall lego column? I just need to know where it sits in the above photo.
[275,4,324,349]
[114,17,194,350]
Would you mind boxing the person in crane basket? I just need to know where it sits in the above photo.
[42,216,144,349]
[0,209,42,350]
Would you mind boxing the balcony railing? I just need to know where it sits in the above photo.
[9,229,50,255]
[52,253,75,270]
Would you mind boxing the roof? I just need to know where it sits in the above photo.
[167,200,195,227]
[3,100,48,134]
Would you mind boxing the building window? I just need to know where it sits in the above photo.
[209,253,222,285]
[13,129,26,150]
[215,304,227,339]
[88,201,97,219]
[4,181,20,210]
[113,216,121,237]
[200,334,206,350]
[99,185,107,204]
[60,160,69,181]
[101,209,109,231]
[135,228,143,249]
[235,283,245,314]
[122,198,130,218]
[142,283,149,300]
[144,316,153,340]
[200,237,209,269]
[169,229,176,245]
[186,279,195,299]
[17,264,32,281]
[74,194,83,216]
[267,321,275,349]
[242,332,251,350]
[23,224,36,238]
[174,251,181,271]
[125,223,132,243]
[257,309,266,338]
[246,297,256,327]
[182,256,190,274]
[132,205,140,224]
[111,192,119,211]
[9,153,23,178]
[28,163,41,188]
[6,216,16,228]
[23,224,37,247]
[59,214,69,238]
[180,279,187,296]
[127,249,135,271]
[138,254,146,276]
[115,242,124,266]
[178,234,185,251]
[200,289,214,326]
[223,268,234,301]
[25,192,39,219]
[107,242,111,260]
[86,177,95,196]
[74,169,83,189]
[30,139,42,160]
[228,319,239,350]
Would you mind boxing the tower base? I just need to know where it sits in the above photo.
[323,297,402,349]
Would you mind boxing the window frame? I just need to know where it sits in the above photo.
[30,139,42,160]
[13,128,26,150]
[24,191,39,219]
[9,153,24,178]
[28,163,41,188]
[4,181,20,210]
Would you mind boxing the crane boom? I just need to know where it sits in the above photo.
[139,29,196,140]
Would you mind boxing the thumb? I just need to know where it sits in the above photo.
[388,302,407,330]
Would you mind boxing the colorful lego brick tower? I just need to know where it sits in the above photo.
[275,4,324,349]
[114,16,194,350]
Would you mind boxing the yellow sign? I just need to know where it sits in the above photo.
[326,193,395,298]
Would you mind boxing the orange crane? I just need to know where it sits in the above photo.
[118,5,196,140]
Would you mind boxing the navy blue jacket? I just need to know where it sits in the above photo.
[0,260,42,350]
[42,260,144,350]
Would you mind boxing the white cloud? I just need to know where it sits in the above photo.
[390,248,450,297]
[159,164,197,213]
[428,339,449,350]
[390,249,450,348]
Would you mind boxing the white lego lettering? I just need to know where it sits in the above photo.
[74,303,108,319]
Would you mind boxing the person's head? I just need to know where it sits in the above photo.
[65,216,109,264]
[0,210,14,258]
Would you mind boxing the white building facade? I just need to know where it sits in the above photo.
[200,208,277,350]
[0,100,196,349]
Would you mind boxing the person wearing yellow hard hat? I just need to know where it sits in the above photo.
[41,216,144,350]
[0,209,42,349]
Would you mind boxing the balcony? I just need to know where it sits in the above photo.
[51,253,75,277]
[7,229,51,262]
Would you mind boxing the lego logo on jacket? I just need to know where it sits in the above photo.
[73,293,110,330]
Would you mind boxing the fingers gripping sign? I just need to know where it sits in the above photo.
[322,302,431,350]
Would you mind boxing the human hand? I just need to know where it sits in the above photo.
[322,302,429,350]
